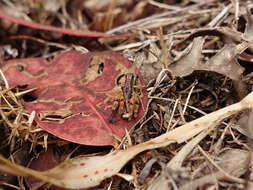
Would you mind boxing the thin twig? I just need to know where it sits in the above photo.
[106,0,217,34]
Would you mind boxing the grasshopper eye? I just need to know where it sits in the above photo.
[116,74,125,85]
[98,62,104,74]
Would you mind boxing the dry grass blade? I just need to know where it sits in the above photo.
[0,92,252,189]
[103,0,117,31]
[207,4,232,27]
[0,70,48,149]
[148,0,181,11]
[106,0,216,34]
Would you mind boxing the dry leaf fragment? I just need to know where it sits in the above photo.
[237,111,253,139]
[217,149,250,177]
[201,42,245,80]
[243,4,253,41]
[167,37,204,77]
[180,149,250,190]
[168,39,248,80]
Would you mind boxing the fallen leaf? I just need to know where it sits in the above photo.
[167,37,204,77]
[217,149,250,177]
[1,51,148,146]
[201,42,246,80]
[26,147,61,190]
[237,112,253,139]
[179,149,250,190]
[243,4,253,41]
[168,37,248,80]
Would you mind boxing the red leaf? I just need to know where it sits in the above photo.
[26,147,63,190]
[2,51,148,146]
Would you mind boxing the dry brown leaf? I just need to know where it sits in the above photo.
[168,39,248,80]
[179,149,250,190]
[167,37,204,77]
[237,111,253,139]
[243,4,253,41]
[217,149,250,177]
[200,42,246,80]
